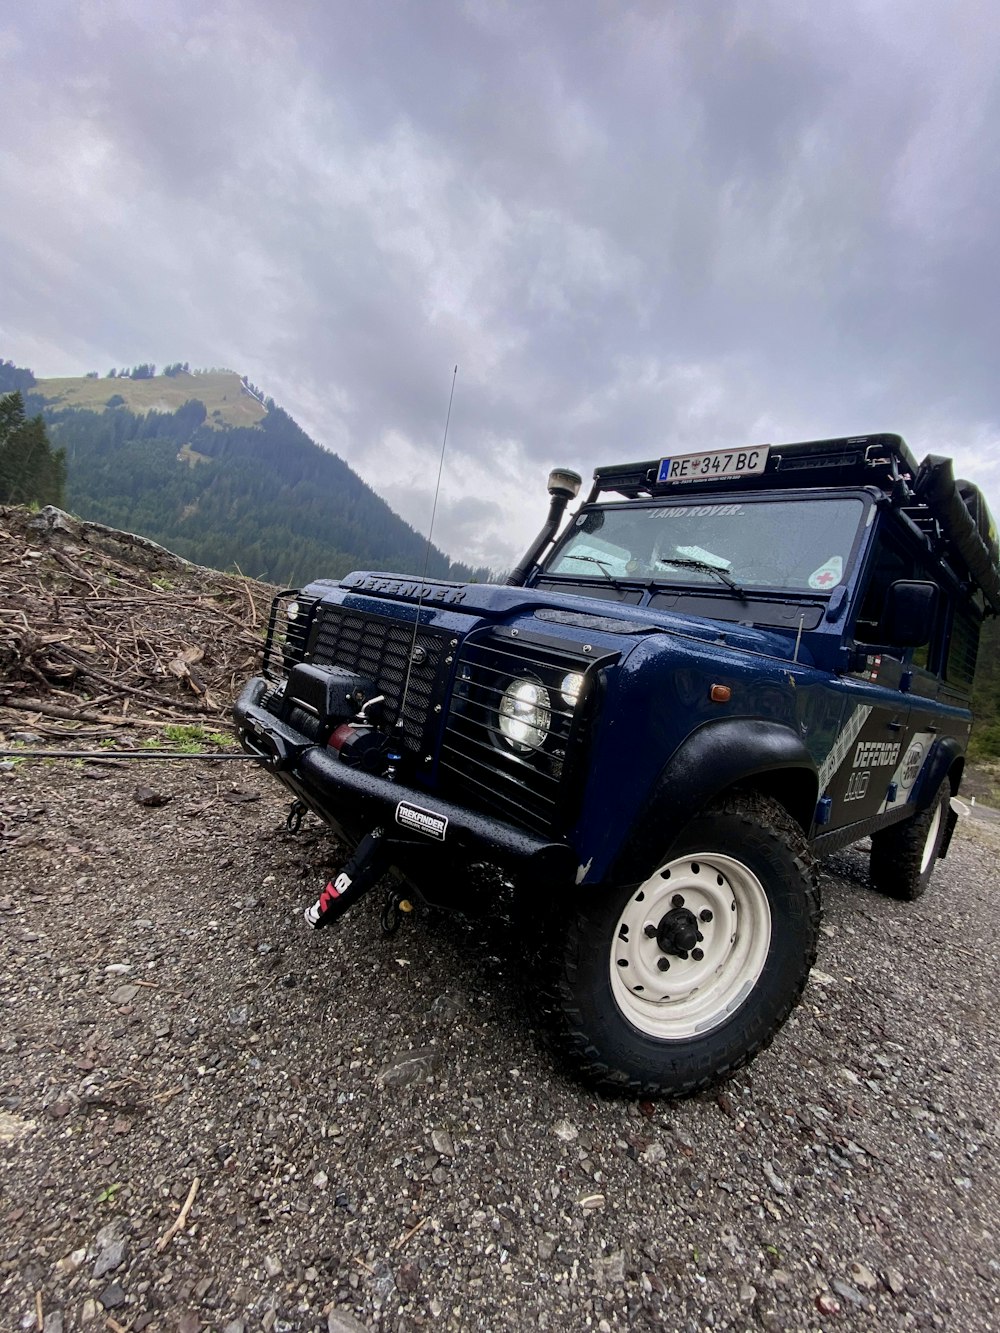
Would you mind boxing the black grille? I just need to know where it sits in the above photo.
[308,605,451,753]
[440,631,607,836]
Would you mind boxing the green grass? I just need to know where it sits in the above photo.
[32,370,266,431]
[142,724,233,753]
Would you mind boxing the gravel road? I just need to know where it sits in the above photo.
[1,758,998,1333]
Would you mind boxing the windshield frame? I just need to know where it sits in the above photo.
[538,489,875,601]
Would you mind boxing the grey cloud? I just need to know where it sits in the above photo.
[2,1,999,568]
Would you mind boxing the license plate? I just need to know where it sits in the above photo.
[657,445,769,485]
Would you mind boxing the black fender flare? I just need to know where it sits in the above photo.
[608,718,818,885]
[913,734,964,805]
[877,735,965,861]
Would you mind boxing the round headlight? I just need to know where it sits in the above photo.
[286,601,301,620]
[498,677,551,752]
[560,672,585,708]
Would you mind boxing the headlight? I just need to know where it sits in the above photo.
[286,601,300,620]
[498,677,551,752]
[560,672,585,707]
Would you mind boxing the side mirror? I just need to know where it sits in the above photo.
[881,580,939,647]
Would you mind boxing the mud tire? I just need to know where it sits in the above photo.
[536,792,820,1098]
[869,778,951,901]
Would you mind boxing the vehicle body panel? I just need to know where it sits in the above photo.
[237,435,989,906]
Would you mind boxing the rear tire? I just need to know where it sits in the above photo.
[869,777,950,901]
[537,792,820,1098]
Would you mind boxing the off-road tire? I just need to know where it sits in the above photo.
[869,777,951,901]
[535,792,820,1098]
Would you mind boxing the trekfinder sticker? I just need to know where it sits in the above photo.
[395,800,449,841]
[808,556,843,590]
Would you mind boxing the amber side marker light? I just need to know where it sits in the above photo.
[710,684,732,703]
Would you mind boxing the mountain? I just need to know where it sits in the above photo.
[1,359,491,587]
[7,356,1000,766]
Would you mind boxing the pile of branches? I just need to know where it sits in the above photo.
[0,506,276,741]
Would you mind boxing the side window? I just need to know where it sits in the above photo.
[853,532,946,672]
[945,607,980,691]
[854,539,909,648]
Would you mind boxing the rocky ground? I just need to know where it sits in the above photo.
[1,507,999,1332]
[1,756,998,1333]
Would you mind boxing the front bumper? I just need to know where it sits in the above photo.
[234,677,576,880]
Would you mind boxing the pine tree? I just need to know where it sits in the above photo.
[0,392,67,506]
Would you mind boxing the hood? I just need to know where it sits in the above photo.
[311,570,813,666]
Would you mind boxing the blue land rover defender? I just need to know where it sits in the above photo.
[235,435,1000,1097]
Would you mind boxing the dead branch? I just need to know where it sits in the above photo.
[393,1216,428,1250]
[0,697,205,728]
[75,667,221,714]
[156,1175,200,1251]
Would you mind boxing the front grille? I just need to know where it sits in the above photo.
[308,604,451,753]
[440,631,608,836]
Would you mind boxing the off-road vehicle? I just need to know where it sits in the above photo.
[235,434,999,1096]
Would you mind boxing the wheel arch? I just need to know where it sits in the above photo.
[607,718,818,886]
[916,735,965,805]
[912,736,965,863]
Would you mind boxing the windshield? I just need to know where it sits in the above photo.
[545,496,867,594]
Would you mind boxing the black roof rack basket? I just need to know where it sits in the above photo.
[588,434,1000,613]
[591,434,917,501]
[915,456,1000,613]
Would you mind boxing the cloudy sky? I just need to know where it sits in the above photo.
[2,1,999,569]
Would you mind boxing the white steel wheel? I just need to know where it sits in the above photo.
[609,852,772,1040]
[538,792,818,1097]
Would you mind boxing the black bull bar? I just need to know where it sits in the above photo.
[234,678,576,882]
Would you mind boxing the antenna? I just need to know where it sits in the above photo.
[396,365,459,741]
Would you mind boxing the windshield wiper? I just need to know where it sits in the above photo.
[655,557,748,601]
[564,555,625,589]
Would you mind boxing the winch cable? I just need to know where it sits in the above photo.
[0,749,257,761]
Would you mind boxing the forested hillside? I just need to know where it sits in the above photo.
[7,361,489,587]
[8,357,1000,757]
[969,615,1000,760]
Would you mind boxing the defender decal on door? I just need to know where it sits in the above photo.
[818,705,873,793]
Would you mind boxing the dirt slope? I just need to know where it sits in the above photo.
[0,504,274,744]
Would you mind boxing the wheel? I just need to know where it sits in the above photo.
[537,792,820,1097]
[869,777,950,901]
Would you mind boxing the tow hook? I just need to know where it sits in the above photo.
[380,887,415,938]
[285,800,307,834]
[304,828,389,929]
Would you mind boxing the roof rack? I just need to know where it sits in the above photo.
[589,434,919,502]
[586,434,1000,613]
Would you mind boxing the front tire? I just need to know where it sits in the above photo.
[539,792,820,1097]
[869,777,950,901]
